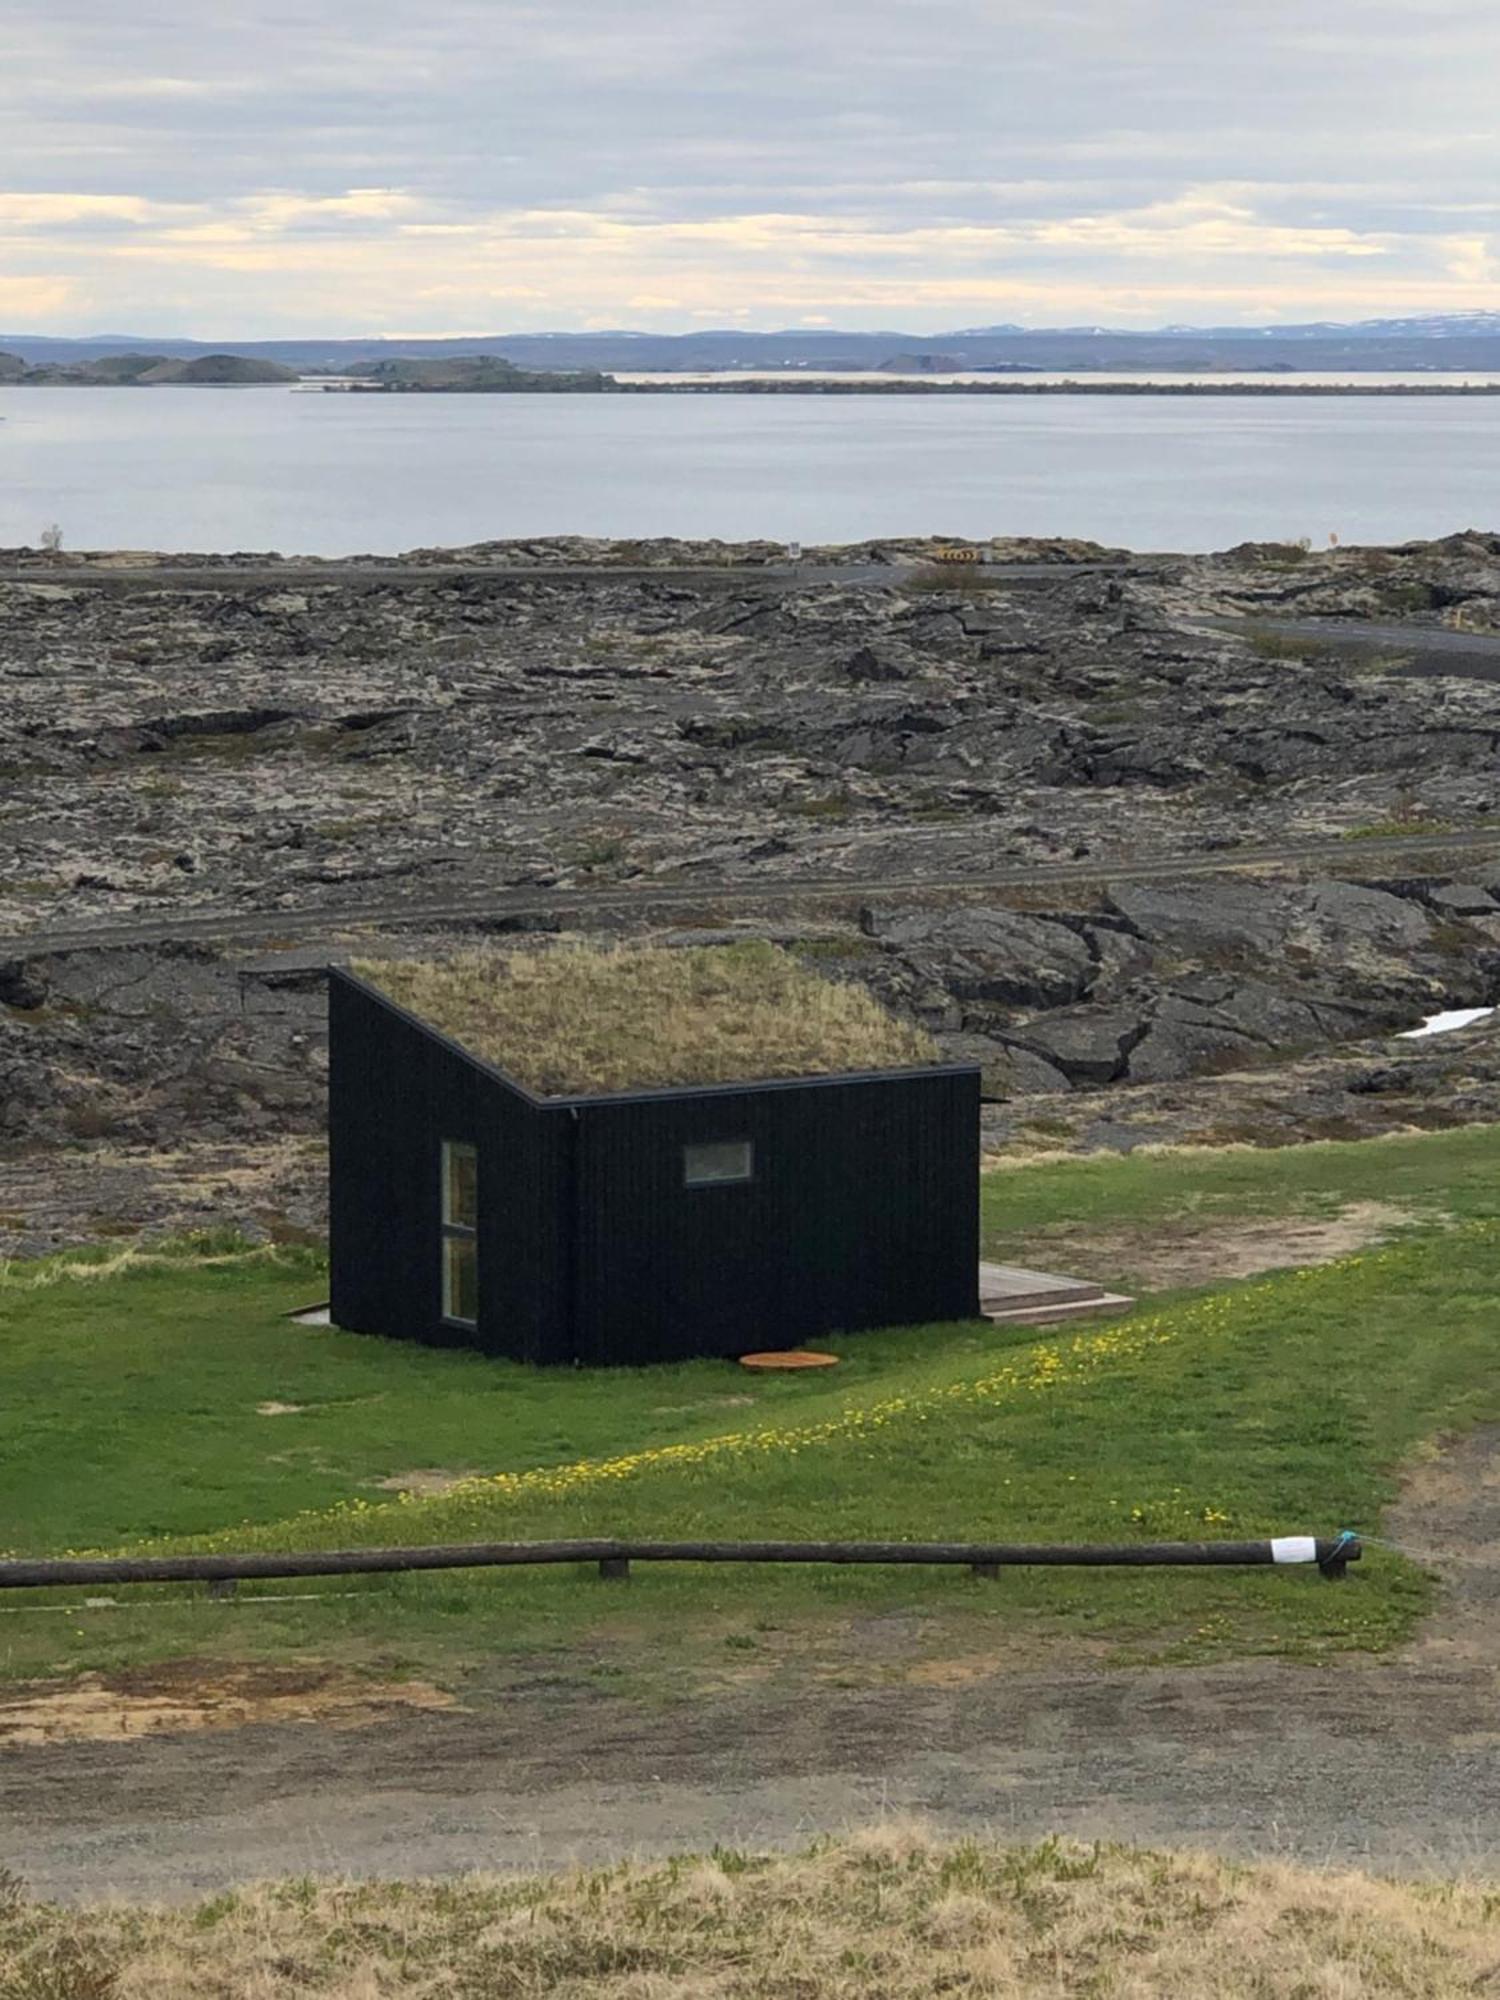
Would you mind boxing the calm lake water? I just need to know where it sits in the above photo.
[0,386,1492,556]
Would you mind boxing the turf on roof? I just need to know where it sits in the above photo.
[353,941,939,1097]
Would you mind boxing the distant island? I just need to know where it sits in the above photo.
[338,356,612,393]
[0,351,297,387]
[4,347,1500,395]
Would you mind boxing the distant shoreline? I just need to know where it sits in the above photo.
[7,377,1500,397]
[8,372,1500,398]
[613,379,1500,397]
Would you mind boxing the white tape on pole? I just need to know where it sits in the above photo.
[1270,1535,1319,1565]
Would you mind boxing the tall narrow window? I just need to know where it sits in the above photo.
[441,1140,478,1326]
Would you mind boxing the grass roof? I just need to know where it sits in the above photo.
[353,940,939,1097]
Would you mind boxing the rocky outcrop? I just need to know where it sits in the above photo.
[0,945,327,1148]
[5,533,1500,1242]
[861,906,1100,1008]
[3,855,1497,1161]
[857,866,1500,1095]
[5,541,1500,945]
[1159,532,1500,627]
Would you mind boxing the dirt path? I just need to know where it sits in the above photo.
[992,1200,1436,1292]
[4,1431,1500,1901]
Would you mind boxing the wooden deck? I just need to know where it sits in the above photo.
[978,1262,1134,1328]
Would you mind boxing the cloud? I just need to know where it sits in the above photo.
[0,0,1497,332]
[0,275,75,316]
[78,75,251,102]
[1446,235,1498,283]
[1028,193,1391,263]
[0,192,173,226]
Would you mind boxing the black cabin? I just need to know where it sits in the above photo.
[327,952,980,1367]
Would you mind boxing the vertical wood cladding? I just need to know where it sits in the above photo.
[570,1069,979,1365]
[329,970,980,1366]
[328,972,570,1362]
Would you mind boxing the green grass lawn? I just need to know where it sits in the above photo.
[981,1121,1500,1286]
[983,1120,1500,1234]
[0,1241,984,1555]
[5,1126,1500,1688]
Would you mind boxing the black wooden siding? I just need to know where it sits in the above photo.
[328,974,571,1362]
[570,1070,979,1364]
[328,969,980,1366]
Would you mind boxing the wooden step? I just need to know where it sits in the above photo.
[980,1290,1135,1329]
[977,1261,1108,1313]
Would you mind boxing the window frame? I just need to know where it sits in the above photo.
[440,1139,479,1327]
[683,1137,755,1189]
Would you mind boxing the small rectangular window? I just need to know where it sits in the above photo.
[684,1138,754,1187]
[441,1140,478,1325]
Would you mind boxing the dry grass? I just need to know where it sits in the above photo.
[354,940,937,1096]
[6,1829,1500,1996]
[0,1237,295,1292]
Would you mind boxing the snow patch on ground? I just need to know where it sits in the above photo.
[1398,1007,1497,1040]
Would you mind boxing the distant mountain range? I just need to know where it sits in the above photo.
[4,313,1500,373]
[950,313,1500,340]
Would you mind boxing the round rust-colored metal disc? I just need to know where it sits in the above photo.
[737,1349,841,1370]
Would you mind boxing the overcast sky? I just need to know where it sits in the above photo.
[2,0,1496,335]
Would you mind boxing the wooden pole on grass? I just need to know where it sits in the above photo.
[0,1535,1362,1592]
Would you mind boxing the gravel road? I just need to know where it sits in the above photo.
[4,1430,1498,1901]
[8,823,1500,960]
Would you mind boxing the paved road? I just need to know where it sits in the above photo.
[4,825,1500,962]
[1227,615,1500,662]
